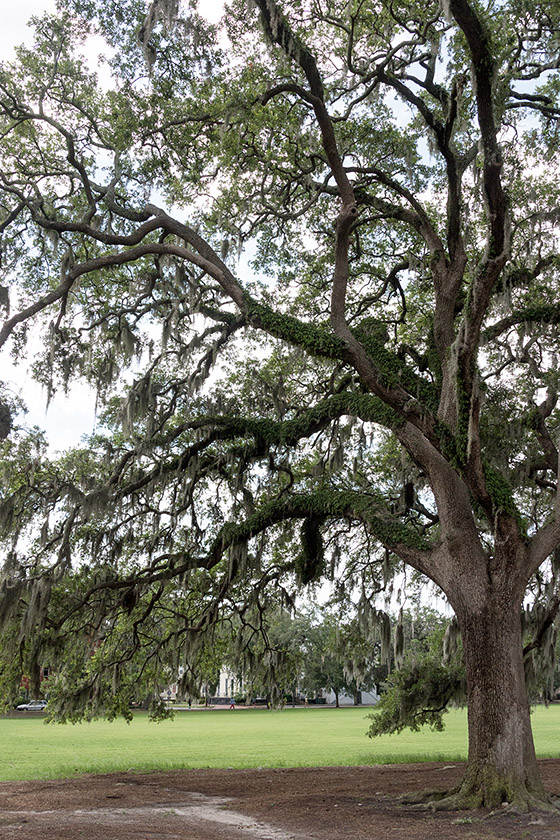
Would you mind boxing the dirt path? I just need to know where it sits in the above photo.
[0,761,559,839]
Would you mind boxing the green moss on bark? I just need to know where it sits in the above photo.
[244,294,345,359]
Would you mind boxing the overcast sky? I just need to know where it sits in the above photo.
[2,2,57,59]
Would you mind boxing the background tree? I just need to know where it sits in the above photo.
[0,0,560,812]
[234,605,383,706]
[232,606,312,705]
[317,607,383,705]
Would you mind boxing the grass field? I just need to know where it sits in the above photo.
[2,704,560,782]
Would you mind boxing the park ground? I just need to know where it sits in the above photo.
[1,762,560,840]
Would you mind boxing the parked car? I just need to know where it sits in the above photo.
[16,700,48,711]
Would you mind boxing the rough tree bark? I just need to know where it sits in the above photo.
[458,594,547,810]
[428,529,556,810]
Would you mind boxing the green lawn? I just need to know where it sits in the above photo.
[2,704,559,781]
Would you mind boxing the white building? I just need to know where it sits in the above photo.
[322,688,379,706]
[217,667,240,700]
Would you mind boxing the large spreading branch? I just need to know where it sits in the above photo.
[252,0,452,452]
[449,0,510,360]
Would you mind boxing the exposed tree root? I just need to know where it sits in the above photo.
[399,786,460,806]
[399,785,560,814]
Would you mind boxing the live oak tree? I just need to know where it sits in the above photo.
[1,0,560,812]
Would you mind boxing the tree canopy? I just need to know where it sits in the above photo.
[1,0,560,812]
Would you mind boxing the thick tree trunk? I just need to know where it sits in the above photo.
[454,591,552,810]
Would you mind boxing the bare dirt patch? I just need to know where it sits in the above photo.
[0,761,559,840]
